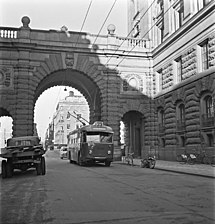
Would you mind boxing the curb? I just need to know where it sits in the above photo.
[154,167,215,179]
[116,160,215,179]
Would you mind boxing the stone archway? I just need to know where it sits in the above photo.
[34,69,101,124]
[122,111,145,158]
[0,107,11,117]
[10,49,106,137]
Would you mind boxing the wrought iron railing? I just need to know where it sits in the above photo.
[201,114,214,128]
[158,124,165,134]
[176,120,186,132]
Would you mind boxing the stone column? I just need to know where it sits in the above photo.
[13,65,34,137]
[13,16,34,137]
[100,70,121,159]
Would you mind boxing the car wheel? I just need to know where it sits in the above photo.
[36,163,42,175]
[149,160,156,169]
[6,161,13,177]
[41,157,46,175]
[2,160,7,178]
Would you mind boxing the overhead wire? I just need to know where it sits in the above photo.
[105,0,157,66]
[74,0,93,48]
[49,0,93,128]
[92,0,117,46]
[113,1,176,70]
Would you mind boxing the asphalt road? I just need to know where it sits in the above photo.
[0,150,214,224]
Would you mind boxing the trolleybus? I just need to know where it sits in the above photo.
[67,121,114,166]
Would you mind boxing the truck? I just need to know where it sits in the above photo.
[0,136,46,178]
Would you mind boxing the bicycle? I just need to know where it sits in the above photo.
[209,155,215,167]
[140,155,156,169]
[125,153,134,166]
[189,149,211,165]
[176,153,194,165]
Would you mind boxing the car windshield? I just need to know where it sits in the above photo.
[7,137,40,146]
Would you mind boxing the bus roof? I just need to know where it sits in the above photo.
[68,121,113,135]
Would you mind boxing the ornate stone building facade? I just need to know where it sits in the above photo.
[128,0,215,160]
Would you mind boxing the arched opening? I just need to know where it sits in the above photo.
[121,111,144,158]
[34,69,101,126]
[0,108,13,148]
[34,86,90,148]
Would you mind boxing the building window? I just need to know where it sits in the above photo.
[201,40,209,71]
[133,22,140,38]
[123,80,129,91]
[122,74,143,93]
[205,95,214,118]
[153,0,164,47]
[156,69,163,91]
[158,108,165,133]
[197,40,209,72]
[181,136,186,147]
[170,0,184,32]
[179,104,185,121]
[159,109,165,126]
[207,133,213,147]
[174,57,182,83]
[191,0,204,15]
[176,103,186,131]
[201,94,214,128]
[161,138,165,147]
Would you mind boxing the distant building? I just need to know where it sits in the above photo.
[47,91,89,148]
[33,123,38,137]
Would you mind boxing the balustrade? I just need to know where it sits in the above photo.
[0,28,18,38]
[117,36,148,48]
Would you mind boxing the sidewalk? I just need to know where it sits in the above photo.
[119,159,215,178]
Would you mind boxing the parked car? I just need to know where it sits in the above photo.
[60,146,68,159]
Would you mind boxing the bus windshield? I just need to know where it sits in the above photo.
[86,132,113,143]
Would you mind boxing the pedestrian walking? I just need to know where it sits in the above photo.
[121,144,126,163]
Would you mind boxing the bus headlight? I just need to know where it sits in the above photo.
[107,150,111,155]
[89,150,92,155]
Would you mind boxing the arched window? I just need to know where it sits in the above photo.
[205,95,213,118]
[201,94,214,128]
[176,103,185,131]
[179,104,185,122]
[158,108,165,133]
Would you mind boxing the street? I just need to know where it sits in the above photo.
[0,150,214,224]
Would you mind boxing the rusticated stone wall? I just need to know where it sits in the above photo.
[162,63,173,90]
[155,71,215,161]
[181,47,197,80]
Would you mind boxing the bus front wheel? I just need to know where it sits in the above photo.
[78,154,83,166]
